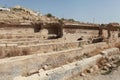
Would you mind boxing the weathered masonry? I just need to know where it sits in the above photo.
[0,22,120,40]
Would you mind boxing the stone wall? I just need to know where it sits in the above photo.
[0,27,34,34]
[0,22,119,41]
[63,29,99,41]
[0,42,107,80]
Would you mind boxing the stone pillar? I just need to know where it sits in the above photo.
[57,24,63,38]
[98,28,103,37]
[107,29,111,39]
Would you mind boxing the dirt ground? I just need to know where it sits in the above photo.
[69,65,120,80]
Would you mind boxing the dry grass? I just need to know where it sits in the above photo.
[0,47,31,58]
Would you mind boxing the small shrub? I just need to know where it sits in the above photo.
[46,13,53,17]
[61,18,65,21]
[68,19,75,22]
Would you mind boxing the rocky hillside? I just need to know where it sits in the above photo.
[0,6,59,24]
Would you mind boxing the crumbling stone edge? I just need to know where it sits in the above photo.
[14,47,120,80]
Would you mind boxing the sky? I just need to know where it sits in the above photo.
[0,0,120,24]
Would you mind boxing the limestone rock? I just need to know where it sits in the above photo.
[80,73,86,77]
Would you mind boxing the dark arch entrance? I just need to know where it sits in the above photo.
[33,22,43,33]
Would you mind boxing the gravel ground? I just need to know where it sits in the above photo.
[69,66,120,80]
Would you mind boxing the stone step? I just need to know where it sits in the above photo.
[14,54,103,80]
[0,41,107,59]
[0,34,42,39]
[18,40,88,53]
[0,42,109,80]
[14,47,120,80]
[0,40,88,58]
[0,48,83,80]
[0,38,39,42]
[0,38,63,45]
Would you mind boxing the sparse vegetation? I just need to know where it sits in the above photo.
[0,47,31,58]
[68,19,75,22]
[46,13,53,17]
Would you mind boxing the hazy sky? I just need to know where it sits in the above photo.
[0,0,120,23]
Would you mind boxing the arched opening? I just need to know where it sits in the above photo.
[33,22,42,33]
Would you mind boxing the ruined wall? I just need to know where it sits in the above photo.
[0,22,63,39]
[102,30,108,38]
[0,22,119,41]
[42,23,63,38]
[0,27,34,34]
[0,23,34,34]
[63,25,99,41]
[101,24,119,43]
